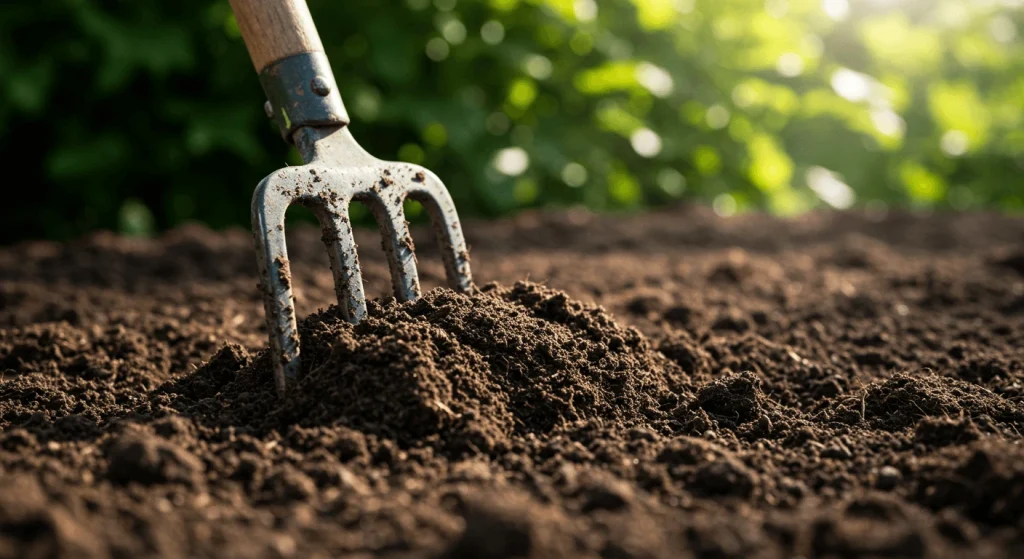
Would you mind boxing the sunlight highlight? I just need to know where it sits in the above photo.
[630,128,663,157]
[806,166,856,210]
[494,147,530,176]
[830,68,871,102]
[822,0,850,21]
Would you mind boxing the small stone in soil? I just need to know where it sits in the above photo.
[578,472,634,512]
[106,434,204,488]
[874,466,903,490]
[822,442,853,460]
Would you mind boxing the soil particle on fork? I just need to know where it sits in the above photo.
[1,206,1023,558]
[273,256,291,290]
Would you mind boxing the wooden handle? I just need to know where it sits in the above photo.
[228,0,325,73]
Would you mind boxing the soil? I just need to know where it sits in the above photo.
[1,205,1023,558]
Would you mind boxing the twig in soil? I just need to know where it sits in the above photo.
[909,400,929,418]
[434,400,457,417]
[464,440,482,455]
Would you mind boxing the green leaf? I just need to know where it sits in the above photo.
[747,134,793,193]
[928,81,991,150]
[900,161,946,204]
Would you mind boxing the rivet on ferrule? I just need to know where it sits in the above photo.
[311,76,331,96]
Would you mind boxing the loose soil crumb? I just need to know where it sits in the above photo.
[1,206,1023,558]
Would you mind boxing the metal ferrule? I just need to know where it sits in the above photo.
[259,52,350,142]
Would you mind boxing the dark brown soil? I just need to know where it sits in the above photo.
[1,206,1023,558]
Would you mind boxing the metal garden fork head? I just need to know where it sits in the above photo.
[229,0,473,396]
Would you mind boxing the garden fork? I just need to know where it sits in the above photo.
[229,0,473,396]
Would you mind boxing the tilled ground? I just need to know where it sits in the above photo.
[1,206,1023,558]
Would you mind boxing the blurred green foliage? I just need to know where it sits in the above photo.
[1,0,1022,242]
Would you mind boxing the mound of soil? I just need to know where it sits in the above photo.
[163,282,684,453]
[1,206,1023,558]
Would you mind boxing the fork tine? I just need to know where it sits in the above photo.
[320,213,368,322]
[407,169,474,293]
[363,192,422,303]
[252,178,300,396]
